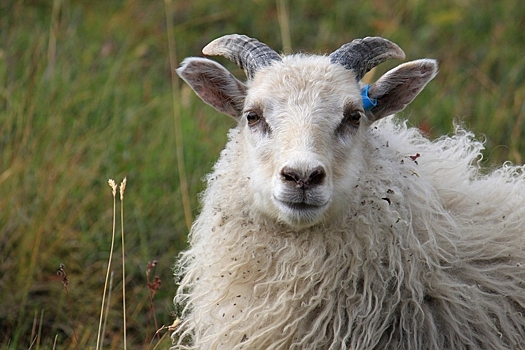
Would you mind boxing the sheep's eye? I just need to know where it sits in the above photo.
[246,111,261,126]
[343,109,362,128]
[244,109,271,135]
[336,108,363,136]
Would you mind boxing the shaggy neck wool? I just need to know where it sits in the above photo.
[173,117,525,350]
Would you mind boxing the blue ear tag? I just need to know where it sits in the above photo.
[361,84,377,111]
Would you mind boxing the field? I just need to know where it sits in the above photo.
[1,0,524,348]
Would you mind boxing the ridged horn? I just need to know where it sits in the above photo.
[329,37,406,81]
[202,34,282,80]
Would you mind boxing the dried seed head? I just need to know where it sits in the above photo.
[57,263,68,286]
[108,179,117,197]
[120,177,127,201]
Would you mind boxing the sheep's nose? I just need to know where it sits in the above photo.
[280,166,326,190]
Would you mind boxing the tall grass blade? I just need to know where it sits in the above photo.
[45,0,61,79]
[96,180,118,350]
[100,271,114,350]
[164,0,193,231]
[276,0,292,54]
[120,177,128,350]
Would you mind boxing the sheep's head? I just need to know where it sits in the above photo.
[177,34,437,229]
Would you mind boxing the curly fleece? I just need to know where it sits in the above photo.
[172,116,525,350]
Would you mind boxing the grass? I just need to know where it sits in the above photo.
[1,0,524,348]
[95,180,118,350]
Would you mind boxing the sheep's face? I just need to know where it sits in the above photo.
[177,35,438,229]
[242,57,365,228]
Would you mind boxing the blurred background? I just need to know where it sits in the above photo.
[1,0,524,348]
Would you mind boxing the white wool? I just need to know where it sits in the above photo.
[172,116,525,349]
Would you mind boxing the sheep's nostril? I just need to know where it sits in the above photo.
[308,166,326,186]
[280,166,326,190]
[280,167,301,186]
[281,168,297,182]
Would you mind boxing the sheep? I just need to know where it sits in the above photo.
[172,34,525,350]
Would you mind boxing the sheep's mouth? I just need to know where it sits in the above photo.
[274,197,329,215]
[273,198,329,228]
[280,201,324,211]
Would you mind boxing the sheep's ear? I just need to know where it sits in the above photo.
[176,57,247,119]
[366,59,438,121]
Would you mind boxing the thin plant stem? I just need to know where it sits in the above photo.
[146,261,160,344]
[147,291,159,341]
[96,180,118,350]
[28,336,37,350]
[120,177,127,350]
[63,281,78,345]
[149,329,169,350]
[45,0,61,79]
[52,334,58,350]
[148,320,180,350]
[276,0,292,54]
[37,309,44,350]
[164,0,193,231]
[57,264,78,345]
[30,310,37,344]
[100,271,114,350]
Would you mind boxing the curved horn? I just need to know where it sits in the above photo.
[202,34,282,80]
[329,37,406,81]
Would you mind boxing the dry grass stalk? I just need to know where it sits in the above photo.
[101,270,114,349]
[164,0,193,231]
[120,177,128,350]
[96,179,118,350]
[148,319,181,350]
[276,0,292,54]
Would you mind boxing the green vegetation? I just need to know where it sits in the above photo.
[1,0,524,348]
